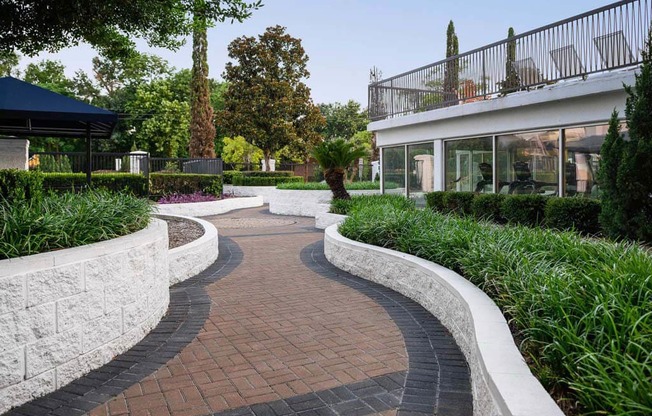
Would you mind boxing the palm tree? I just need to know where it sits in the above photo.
[312,139,367,200]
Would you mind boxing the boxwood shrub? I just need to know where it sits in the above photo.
[545,197,601,235]
[150,173,222,197]
[232,175,303,186]
[443,191,475,216]
[425,191,447,212]
[0,170,43,204]
[241,170,294,178]
[222,170,242,184]
[500,194,547,226]
[43,173,148,196]
[471,193,505,223]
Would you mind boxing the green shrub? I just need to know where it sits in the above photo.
[339,205,652,415]
[425,191,447,212]
[545,197,602,235]
[443,191,475,216]
[0,170,44,204]
[232,176,303,186]
[329,194,415,215]
[43,173,148,196]
[471,193,505,223]
[241,170,294,178]
[0,190,151,259]
[277,181,383,191]
[222,170,242,184]
[501,194,547,226]
[37,154,72,173]
[150,173,222,197]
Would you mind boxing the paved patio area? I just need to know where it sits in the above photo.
[4,207,472,416]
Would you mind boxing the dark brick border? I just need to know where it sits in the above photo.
[1,237,243,416]
[301,241,473,416]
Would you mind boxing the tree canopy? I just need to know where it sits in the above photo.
[219,25,324,170]
[0,0,262,58]
[318,100,368,141]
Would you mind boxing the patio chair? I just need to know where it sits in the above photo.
[594,30,635,68]
[550,45,585,78]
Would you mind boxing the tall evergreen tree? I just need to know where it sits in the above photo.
[501,27,519,94]
[600,30,652,242]
[597,110,625,238]
[189,0,216,158]
[444,20,459,104]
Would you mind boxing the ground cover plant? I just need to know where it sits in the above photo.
[337,196,651,415]
[158,191,218,204]
[276,181,398,191]
[0,190,151,259]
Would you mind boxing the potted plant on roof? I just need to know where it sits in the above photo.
[312,138,367,200]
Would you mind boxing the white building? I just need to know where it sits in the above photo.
[368,0,648,205]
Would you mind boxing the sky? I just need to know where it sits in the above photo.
[22,0,617,107]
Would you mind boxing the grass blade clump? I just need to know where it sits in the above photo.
[0,190,151,259]
[337,195,652,415]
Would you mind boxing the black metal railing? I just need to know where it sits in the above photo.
[369,0,651,120]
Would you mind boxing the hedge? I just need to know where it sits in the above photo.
[231,176,303,186]
[42,173,148,196]
[0,170,44,204]
[545,197,602,235]
[426,191,602,236]
[149,173,222,197]
[222,170,242,184]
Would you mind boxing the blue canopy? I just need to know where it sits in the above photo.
[0,76,117,138]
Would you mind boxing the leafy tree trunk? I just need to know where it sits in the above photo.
[189,1,216,158]
[325,168,350,200]
[263,151,271,172]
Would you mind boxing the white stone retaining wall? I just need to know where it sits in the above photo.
[324,225,563,416]
[155,214,219,286]
[223,185,380,217]
[155,196,263,217]
[314,212,347,230]
[0,220,170,414]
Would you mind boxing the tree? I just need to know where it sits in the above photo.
[219,25,326,170]
[312,139,367,200]
[444,20,459,104]
[500,27,519,94]
[0,0,261,59]
[221,136,263,169]
[0,51,20,77]
[597,110,625,238]
[318,100,369,141]
[23,60,75,96]
[599,30,652,242]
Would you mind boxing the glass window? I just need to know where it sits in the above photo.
[497,130,559,195]
[382,146,405,194]
[408,143,434,206]
[444,137,493,193]
[564,124,628,197]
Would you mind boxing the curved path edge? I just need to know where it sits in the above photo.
[324,224,564,416]
[1,237,243,416]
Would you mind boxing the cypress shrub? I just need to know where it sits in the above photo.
[501,194,547,226]
[0,170,44,204]
[472,193,505,223]
[425,191,447,212]
[545,197,602,235]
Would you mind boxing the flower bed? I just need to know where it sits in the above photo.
[336,196,651,415]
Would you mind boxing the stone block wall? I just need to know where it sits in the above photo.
[0,220,170,413]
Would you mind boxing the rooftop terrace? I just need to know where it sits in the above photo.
[368,0,651,121]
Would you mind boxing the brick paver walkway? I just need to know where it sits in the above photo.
[4,207,472,416]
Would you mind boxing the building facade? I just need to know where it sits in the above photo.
[368,0,649,205]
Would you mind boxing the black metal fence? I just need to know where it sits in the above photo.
[369,0,651,120]
[29,152,223,176]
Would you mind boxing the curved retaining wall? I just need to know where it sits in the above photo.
[324,225,563,416]
[314,212,347,229]
[155,196,263,217]
[0,220,170,414]
[223,185,380,217]
[155,214,219,286]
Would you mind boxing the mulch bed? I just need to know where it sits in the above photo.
[163,218,205,249]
